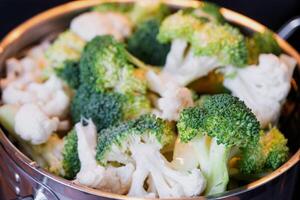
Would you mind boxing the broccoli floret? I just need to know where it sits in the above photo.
[182,2,225,24]
[129,0,170,25]
[55,60,80,89]
[176,94,260,195]
[247,30,281,64]
[45,31,86,68]
[92,2,133,13]
[62,129,80,179]
[70,84,124,131]
[95,114,205,198]
[127,19,170,66]
[78,36,151,120]
[158,10,248,67]
[239,127,289,174]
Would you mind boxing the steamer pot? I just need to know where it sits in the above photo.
[0,1,299,199]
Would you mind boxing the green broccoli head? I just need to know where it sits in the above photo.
[158,9,248,67]
[239,127,289,175]
[96,114,174,166]
[127,19,171,66]
[176,94,260,195]
[45,31,86,68]
[247,30,281,64]
[79,35,146,94]
[70,84,124,131]
[55,60,80,89]
[178,94,260,147]
[92,2,133,13]
[62,129,80,179]
[129,0,170,25]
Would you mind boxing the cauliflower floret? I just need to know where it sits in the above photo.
[127,135,206,198]
[163,39,220,86]
[70,11,132,41]
[2,75,70,118]
[147,71,194,121]
[223,54,297,127]
[14,103,59,145]
[75,119,134,194]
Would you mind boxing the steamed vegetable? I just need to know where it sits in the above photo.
[175,94,260,195]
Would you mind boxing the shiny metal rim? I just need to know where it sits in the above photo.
[0,0,299,199]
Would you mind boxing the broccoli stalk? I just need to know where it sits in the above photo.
[175,94,260,195]
[96,114,205,198]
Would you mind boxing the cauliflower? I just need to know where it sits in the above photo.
[147,70,194,121]
[163,39,220,86]
[75,119,134,194]
[223,54,297,127]
[2,75,70,119]
[14,103,59,145]
[70,11,132,41]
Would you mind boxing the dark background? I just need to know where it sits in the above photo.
[0,0,299,199]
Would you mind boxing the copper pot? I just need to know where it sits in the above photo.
[0,1,299,199]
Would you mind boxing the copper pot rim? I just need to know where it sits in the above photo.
[0,0,299,199]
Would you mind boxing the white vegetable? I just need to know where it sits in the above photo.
[2,75,70,118]
[70,11,132,41]
[223,54,297,127]
[14,103,59,145]
[128,135,206,198]
[147,71,194,121]
[163,39,219,86]
[75,119,134,194]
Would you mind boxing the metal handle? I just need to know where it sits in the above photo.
[278,16,300,39]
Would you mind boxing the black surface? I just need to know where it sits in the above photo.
[0,0,299,199]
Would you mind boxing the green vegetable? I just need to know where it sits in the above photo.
[92,2,133,13]
[70,84,124,131]
[62,129,80,179]
[129,0,170,25]
[45,31,86,68]
[55,60,80,89]
[246,30,281,64]
[127,19,170,66]
[239,127,289,174]
[158,10,248,66]
[176,94,260,195]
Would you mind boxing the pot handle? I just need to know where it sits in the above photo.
[277,16,300,39]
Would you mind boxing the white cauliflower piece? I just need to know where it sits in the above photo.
[147,71,194,121]
[163,39,220,86]
[14,103,59,145]
[70,11,132,41]
[75,119,134,194]
[223,54,297,127]
[2,75,70,118]
[128,135,206,198]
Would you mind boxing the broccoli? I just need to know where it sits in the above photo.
[238,127,289,175]
[182,2,225,24]
[78,36,151,120]
[45,31,86,68]
[129,0,170,25]
[0,104,65,176]
[127,19,171,66]
[175,94,260,195]
[246,30,281,64]
[70,84,124,131]
[158,10,248,67]
[92,2,133,13]
[62,129,80,179]
[55,60,80,89]
[96,114,205,198]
